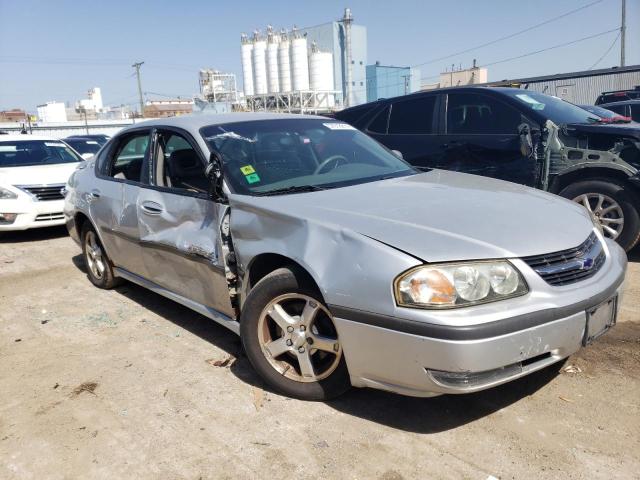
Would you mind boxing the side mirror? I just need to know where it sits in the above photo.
[205,151,227,203]
[391,149,404,160]
[517,123,533,158]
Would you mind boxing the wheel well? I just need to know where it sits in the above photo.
[74,212,90,238]
[551,167,635,194]
[247,253,322,297]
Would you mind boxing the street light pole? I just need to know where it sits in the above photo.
[620,0,626,67]
[132,61,145,117]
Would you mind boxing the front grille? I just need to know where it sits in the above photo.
[522,232,605,286]
[35,212,64,222]
[17,184,65,201]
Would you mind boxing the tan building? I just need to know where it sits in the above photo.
[0,109,27,122]
[143,100,193,118]
[422,61,488,91]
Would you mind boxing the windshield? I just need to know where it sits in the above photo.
[505,90,602,125]
[65,138,102,155]
[0,140,82,167]
[201,119,417,195]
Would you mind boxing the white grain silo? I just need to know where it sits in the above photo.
[266,26,280,94]
[240,34,254,96]
[252,31,268,95]
[309,42,335,107]
[290,27,309,92]
[278,29,292,93]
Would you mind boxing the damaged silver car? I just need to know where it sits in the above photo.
[64,114,627,400]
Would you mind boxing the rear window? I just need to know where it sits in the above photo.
[388,96,436,134]
[0,140,82,167]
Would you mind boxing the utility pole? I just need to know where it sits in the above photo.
[132,61,145,117]
[620,0,626,67]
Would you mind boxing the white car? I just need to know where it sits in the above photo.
[0,135,83,231]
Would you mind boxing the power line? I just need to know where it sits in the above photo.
[589,31,621,69]
[409,0,604,69]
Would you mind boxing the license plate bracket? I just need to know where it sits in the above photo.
[583,295,617,346]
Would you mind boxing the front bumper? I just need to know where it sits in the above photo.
[331,238,627,397]
[0,198,66,231]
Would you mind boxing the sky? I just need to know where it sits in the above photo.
[0,0,638,112]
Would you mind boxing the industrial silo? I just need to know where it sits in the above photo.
[309,43,334,107]
[266,26,280,94]
[278,29,292,93]
[290,28,309,92]
[252,32,268,95]
[240,34,254,96]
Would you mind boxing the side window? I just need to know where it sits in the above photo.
[630,105,640,122]
[388,96,436,134]
[108,132,150,182]
[447,93,521,134]
[155,131,208,194]
[367,105,390,134]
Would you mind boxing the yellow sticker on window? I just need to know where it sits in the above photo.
[240,165,255,175]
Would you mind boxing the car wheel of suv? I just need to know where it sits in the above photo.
[559,179,640,251]
[81,223,120,289]
[240,267,351,401]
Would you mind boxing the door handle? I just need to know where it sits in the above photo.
[140,201,163,215]
[86,190,100,202]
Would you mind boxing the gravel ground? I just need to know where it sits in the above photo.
[1,226,639,480]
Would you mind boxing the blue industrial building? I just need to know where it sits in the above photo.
[366,62,421,102]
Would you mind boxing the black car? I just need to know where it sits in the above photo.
[63,136,104,159]
[595,87,640,105]
[598,100,640,123]
[334,87,640,251]
[65,134,111,146]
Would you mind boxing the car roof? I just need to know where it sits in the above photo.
[124,112,330,133]
[0,134,64,142]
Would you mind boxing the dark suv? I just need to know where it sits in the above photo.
[334,87,640,251]
[595,87,640,105]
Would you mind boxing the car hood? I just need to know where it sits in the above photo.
[566,121,640,139]
[0,162,80,186]
[232,170,594,263]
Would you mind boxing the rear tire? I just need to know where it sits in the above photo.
[81,223,120,289]
[559,178,640,251]
[240,267,351,401]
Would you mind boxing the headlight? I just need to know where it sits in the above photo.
[0,186,17,200]
[394,261,528,309]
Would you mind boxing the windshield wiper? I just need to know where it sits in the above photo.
[253,185,326,196]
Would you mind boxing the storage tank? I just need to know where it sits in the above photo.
[240,34,254,96]
[278,29,292,93]
[266,26,280,94]
[290,28,309,92]
[309,45,335,107]
[252,32,268,95]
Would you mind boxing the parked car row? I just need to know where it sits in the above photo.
[0,92,632,401]
[334,86,640,251]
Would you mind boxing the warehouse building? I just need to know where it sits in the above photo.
[366,62,420,102]
[484,64,640,105]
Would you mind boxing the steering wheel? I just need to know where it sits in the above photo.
[313,154,350,175]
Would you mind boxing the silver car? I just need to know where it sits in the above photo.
[64,113,627,400]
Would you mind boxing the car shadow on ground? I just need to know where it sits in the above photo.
[71,254,560,434]
[0,225,68,243]
[628,245,640,263]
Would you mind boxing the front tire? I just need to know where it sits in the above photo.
[240,267,351,401]
[559,179,640,251]
[81,223,120,289]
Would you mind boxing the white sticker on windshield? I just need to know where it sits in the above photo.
[86,141,99,144]
[0,146,17,152]
[44,142,66,147]
[515,94,545,110]
[323,122,355,130]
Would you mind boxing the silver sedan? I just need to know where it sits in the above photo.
[64,113,627,400]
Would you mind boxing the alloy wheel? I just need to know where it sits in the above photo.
[573,193,624,240]
[84,230,106,280]
[257,293,342,383]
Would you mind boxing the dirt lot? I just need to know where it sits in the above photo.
[0,227,639,480]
